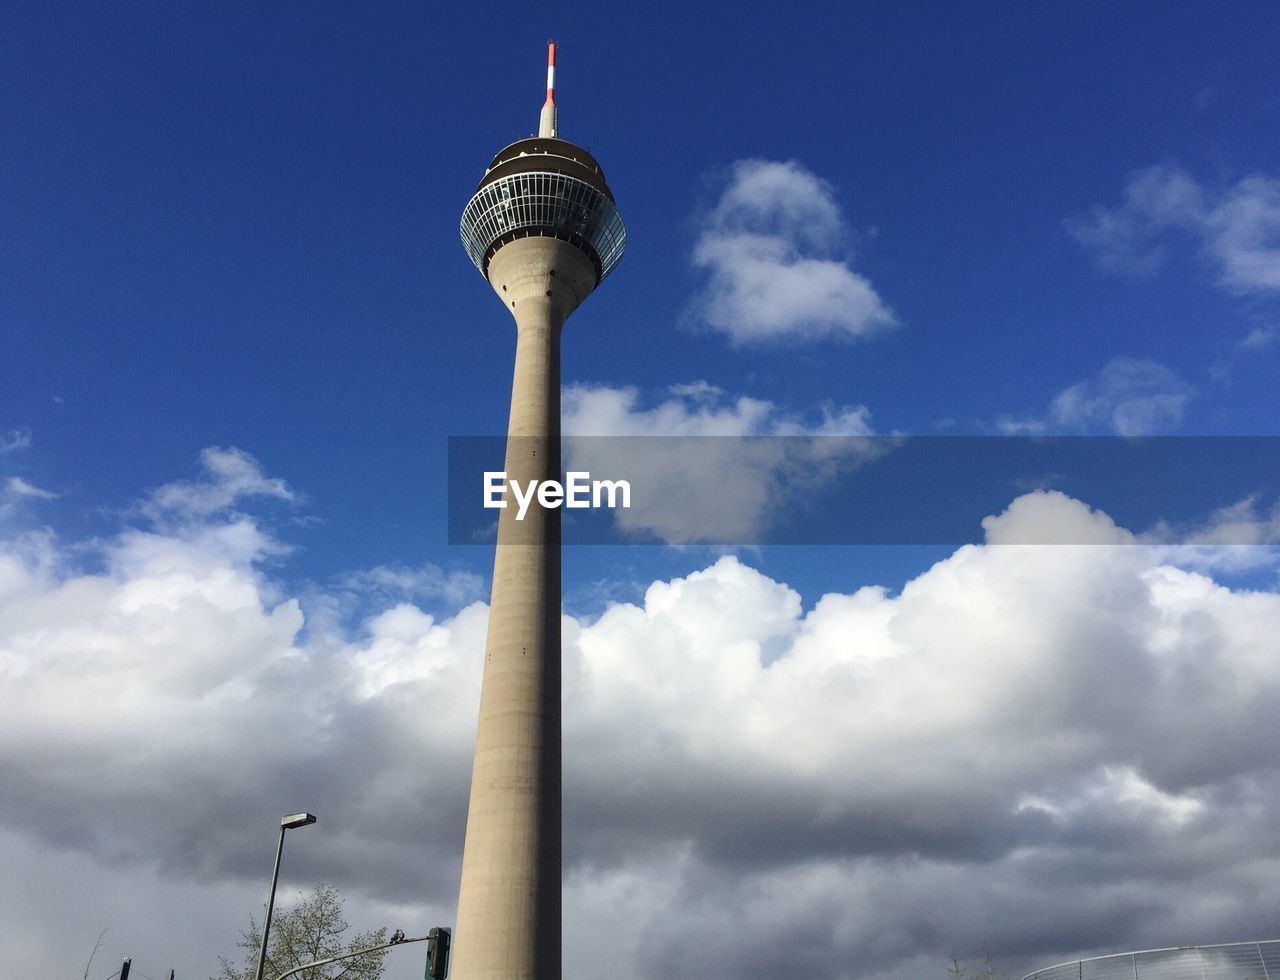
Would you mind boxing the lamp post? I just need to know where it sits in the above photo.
[253,812,317,980]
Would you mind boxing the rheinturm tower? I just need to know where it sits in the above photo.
[454,42,626,980]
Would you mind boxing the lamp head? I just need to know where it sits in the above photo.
[281,812,317,829]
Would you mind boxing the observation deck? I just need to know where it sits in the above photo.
[1023,940,1280,980]
[460,137,626,285]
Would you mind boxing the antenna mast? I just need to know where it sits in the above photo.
[538,41,558,138]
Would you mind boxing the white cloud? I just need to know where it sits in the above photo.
[6,460,1280,979]
[1068,164,1280,294]
[1142,494,1280,572]
[690,160,896,343]
[562,381,878,542]
[1050,357,1192,435]
[980,489,1135,546]
[1,428,32,455]
[1206,176,1280,292]
[998,356,1192,436]
[563,379,877,440]
[6,476,57,500]
[337,563,485,609]
[1,476,59,522]
[564,381,781,438]
[145,446,296,519]
[1237,326,1276,351]
[1065,164,1203,274]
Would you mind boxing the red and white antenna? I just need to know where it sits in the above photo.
[545,41,557,107]
[539,41,559,138]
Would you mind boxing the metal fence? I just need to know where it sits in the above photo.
[1024,941,1280,980]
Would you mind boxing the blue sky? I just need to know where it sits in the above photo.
[4,4,1280,980]
[6,5,1279,556]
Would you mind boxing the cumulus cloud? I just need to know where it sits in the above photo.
[690,160,896,343]
[998,356,1192,436]
[0,454,482,917]
[562,381,879,541]
[5,459,1280,980]
[1068,164,1280,293]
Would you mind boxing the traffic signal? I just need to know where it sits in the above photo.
[425,926,451,980]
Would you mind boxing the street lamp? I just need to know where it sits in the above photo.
[253,812,317,980]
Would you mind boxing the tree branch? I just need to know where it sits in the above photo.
[82,927,109,980]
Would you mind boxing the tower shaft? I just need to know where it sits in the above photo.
[452,238,597,980]
[454,41,624,977]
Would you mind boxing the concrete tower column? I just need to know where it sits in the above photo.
[454,43,625,980]
[451,239,596,980]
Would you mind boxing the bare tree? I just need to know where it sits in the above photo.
[215,884,386,980]
[947,944,1010,979]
